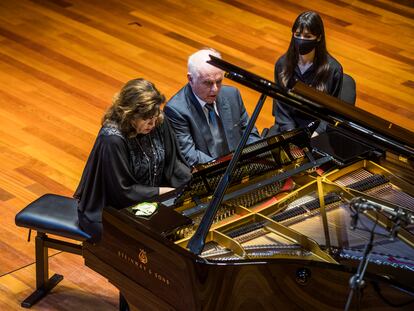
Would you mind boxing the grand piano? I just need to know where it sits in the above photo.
[83,57,414,310]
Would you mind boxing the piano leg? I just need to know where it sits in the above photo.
[119,292,130,311]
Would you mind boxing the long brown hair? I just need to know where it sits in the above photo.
[279,11,331,92]
[103,78,165,137]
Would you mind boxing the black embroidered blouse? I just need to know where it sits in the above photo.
[74,118,191,240]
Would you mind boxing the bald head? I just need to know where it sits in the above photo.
[187,49,224,104]
[188,49,222,79]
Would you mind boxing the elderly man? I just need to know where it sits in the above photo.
[164,48,261,166]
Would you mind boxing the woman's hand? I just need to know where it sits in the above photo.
[159,187,175,195]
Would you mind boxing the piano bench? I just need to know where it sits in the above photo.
[15,194,91,308]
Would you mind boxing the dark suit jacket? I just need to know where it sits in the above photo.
[165,84,261,166]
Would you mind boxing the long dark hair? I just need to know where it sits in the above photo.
[103,78,165,137]
[279,11,331,92]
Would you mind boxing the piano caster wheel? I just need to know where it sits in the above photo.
[296,267,311,285]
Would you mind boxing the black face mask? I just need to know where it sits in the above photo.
[294,37,319,55]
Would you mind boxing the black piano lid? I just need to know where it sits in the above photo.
[311,129,374,165]
[184,56,414,256]
[293,81,413,150]
[207,55,414,158]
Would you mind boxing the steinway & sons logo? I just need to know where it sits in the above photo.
[117,249,170,286]
[138,249,148,264]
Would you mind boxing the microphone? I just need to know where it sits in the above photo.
[389,220,401,241]
[351,198,414,225]
[350,198,414,240]
[350,210,359,230]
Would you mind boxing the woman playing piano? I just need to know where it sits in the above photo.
[74,78,191,242]
[273,11,343,135]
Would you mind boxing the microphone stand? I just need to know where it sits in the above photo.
[344,199,378,311]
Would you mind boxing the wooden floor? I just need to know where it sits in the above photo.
[0,0,413,309]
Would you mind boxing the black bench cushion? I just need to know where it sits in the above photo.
[15,194,91,241]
